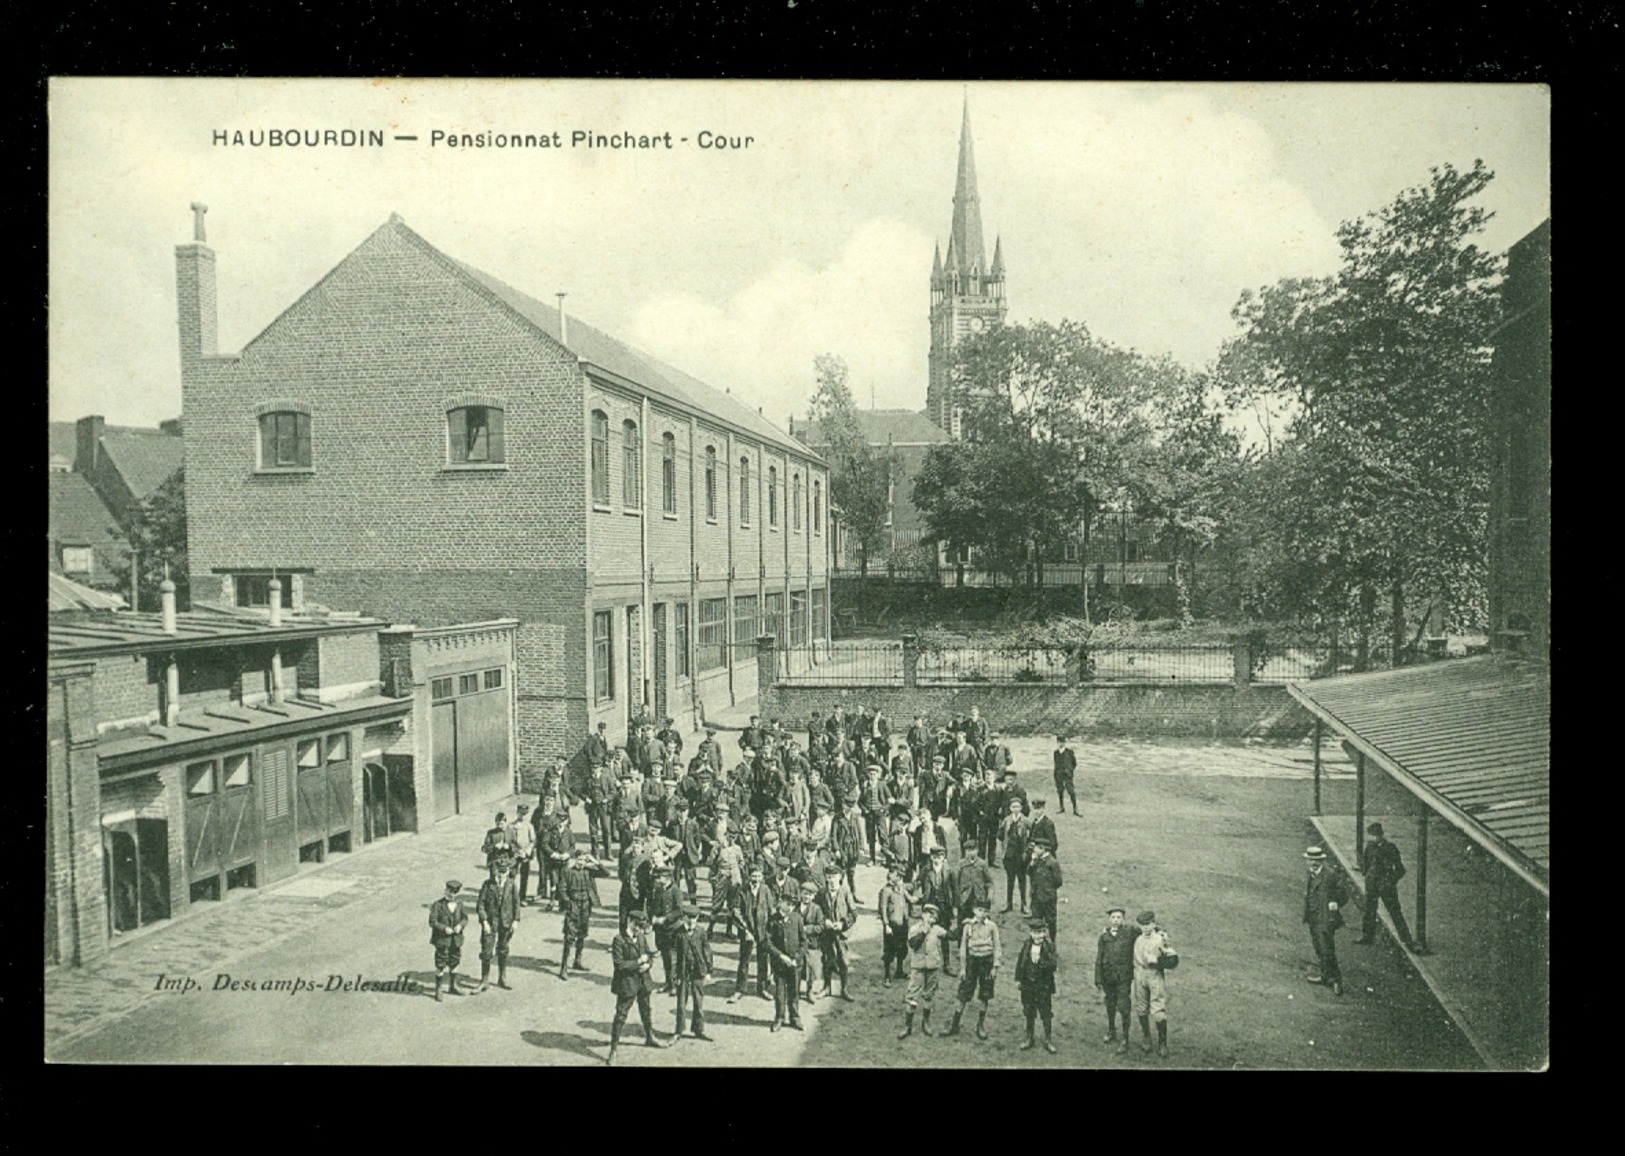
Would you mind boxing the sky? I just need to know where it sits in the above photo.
[48,79,1549,432]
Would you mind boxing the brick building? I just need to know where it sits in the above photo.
[179,210,831,792]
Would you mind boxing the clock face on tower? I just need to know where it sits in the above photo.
[969,317,985,333]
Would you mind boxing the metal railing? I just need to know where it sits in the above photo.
[915,643,1239,685]
[778,641,904,686]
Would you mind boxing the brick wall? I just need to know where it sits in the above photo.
[314,630,383,693]
[760,682,1316,740]
[47,666,107,966]
[92,654,158,730]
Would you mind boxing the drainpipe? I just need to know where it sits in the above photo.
[640,394,652,711]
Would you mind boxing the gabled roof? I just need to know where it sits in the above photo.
[1288,656,1550,895]
[48,422,77,467]
[49,572,128,612]
[797,409,950,448]
[99,430,183,499]
[289,217,819,463]
[48,472,121,546]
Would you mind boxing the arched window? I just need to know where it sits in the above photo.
[813,478,822,533]
[447,404,504,464]
[590,410,610,505]
[258,409,311,469]
[768,465,779,527]
[661,433,677,514]
[704,446,718,520]
[792,473,802,531]
[739,456,751,525]
[622,420,641,509]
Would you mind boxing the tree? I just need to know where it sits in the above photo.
[807,354,896,575]
[112,468,189,612]
[1217,161,1502,663]
[914,320,1158,619]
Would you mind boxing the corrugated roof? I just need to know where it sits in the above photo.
[798,409,950,448]
[1288,656,1549,893]
[449,253,818,461]
[99,430,183,499]
[48,572,128,612]
[97,693,407,767]
[48,607,386,657]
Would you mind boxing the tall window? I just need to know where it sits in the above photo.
[258,411,311,469]
[592,611,613,703]
[622,420,641,509]
[662,433,677,514]
[675,602,691,678]
[792,473,802,530]
[763,591,784,646]
[813,479,822,533]
[590,411,610,505]
[811,587,827,641]
[704,446,718,520]
[447,404,504,464]
[733,595,759,659]
[697,598,727,672]
[767,465,779,527]
[790,589,808,644]
[739,456,752,526]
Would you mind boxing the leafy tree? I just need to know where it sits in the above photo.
[807,354,896,575]
[1217,161,1501,663]
[112,468,189,612]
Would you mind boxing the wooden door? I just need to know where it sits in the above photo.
[432,700,459,821]
[455,685,510,808]
[260,746,297,883]
[136,817,172,923]
[185,797,220,891]
[326,759,353,837]
[296,765,328,847]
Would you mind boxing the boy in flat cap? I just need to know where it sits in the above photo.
[1094,905,1141,1050]
[942,895,1001,1039]
[731,863,776,1003]
[1303,844,1348,995]
[1132,910,1177,1057]
[767,890,808,1031]
[428,879,469,1002]
[558,848,607,981]
[671,902,714,1040]
[1355,822,1424,953]
[1028,838,1063,942]
[999,795,1031,915]
[816,863,858,1000]
[1053,735,1079,816]
[1016,914,1059,1052]
[606,910,667,1065]
[474,851,521,993]
[877,859,912,986]
[796,878,826,1003]
[900,901,949,1039]
[647,861,685,992]
[910,843,958,975]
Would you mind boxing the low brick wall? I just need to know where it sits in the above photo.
[760,681,1314,740]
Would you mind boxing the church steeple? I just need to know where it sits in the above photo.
[950,95,987,278]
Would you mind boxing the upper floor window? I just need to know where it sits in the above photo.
[235,574,294,608]
[590,410,610,506]
[259,410,311,469]
[813,479,822,533]
[792,473,802,531]
[662,433,678,514]
[768,465,779,527]
[61,546,94,575]
[447,404,505,464]
[704,446,718,520]
[622,420,641,510]
[739,456,752,526]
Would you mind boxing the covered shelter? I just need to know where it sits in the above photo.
[1289,655,1549,1069]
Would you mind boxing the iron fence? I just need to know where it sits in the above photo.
[778,641,904,686]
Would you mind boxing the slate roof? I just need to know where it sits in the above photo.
[796,409,950,448]
[1288,656,1550,895]
[99,430,183,499]
[48,472,120,546]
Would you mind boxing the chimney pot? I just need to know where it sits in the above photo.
[267,577,283,627]
[160,577,178,634]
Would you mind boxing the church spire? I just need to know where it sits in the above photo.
[931,240,943,286]
[950,94,987,278]
[990,235,1005,277]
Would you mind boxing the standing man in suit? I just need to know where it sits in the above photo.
[910,844,958,976]
[1303,844,1349,995]
[647,862,685,992]
[906,715,930,780]
[767,890,807,1031]
[982,732,1013,781]
[877,860,912,987]
[730,863,775,1003]
[474,851,521,993]
[999,796,1031,915]
[815,863,858,1001]
[671,902,714,1040]
[428,878,469,1002]
[1028,797,1059,856]
[605,910,668,1065]
[1355,822,1424,953]
[1029,838,1063,942]
[1053,735,1079,816]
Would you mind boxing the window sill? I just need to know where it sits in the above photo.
[442,462,508,472]
[662,512,679,522]
[623,508,644,517]
[254,467,315,476]
[593,504,613,514]
[706,519,719,526]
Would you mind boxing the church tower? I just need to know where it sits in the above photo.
[926,97,1007,438]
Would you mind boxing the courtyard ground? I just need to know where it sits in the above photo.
[46,736,1480,1069]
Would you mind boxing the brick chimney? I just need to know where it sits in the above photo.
[74,415,104,474]
[158,418,183,437]
[175,202,217,374]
